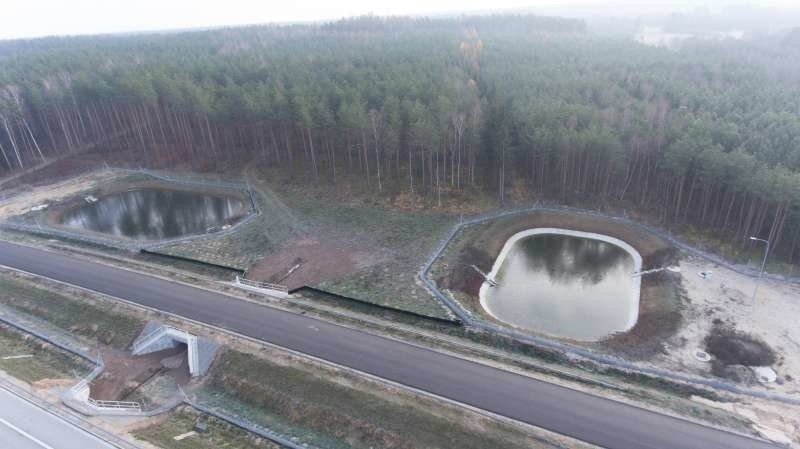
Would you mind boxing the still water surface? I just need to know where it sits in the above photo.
[481,229,640,340]
[61,188,245,240]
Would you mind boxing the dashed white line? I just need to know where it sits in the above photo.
[0,416,56,449]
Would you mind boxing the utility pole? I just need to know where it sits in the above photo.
[749,236,770,309]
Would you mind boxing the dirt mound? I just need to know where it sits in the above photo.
[705,325,776,368]
[247,237,384,291]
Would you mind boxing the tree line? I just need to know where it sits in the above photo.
[1,14,799,266]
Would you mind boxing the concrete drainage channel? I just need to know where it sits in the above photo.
[0,311,309,449]
[419,203,800,407]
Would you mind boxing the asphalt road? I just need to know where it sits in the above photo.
[0,241,780,449]
[0,387,114,449]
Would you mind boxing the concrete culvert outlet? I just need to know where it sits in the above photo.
[131,322,219,376]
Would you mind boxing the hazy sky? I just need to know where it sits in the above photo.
[2,0,799,41]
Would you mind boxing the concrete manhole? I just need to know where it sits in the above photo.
[694,350,711,362]
[751,366,777,384]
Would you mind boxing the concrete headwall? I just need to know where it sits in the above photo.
[132,321,219,376]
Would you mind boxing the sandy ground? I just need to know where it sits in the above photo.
[660,255,800,391]
[657,255,800,443]
[0,169,115,219]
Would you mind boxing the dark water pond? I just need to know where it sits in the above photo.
[60,188,246,240]
[480,229,640,340]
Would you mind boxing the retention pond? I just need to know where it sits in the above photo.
[60,188,246,241]
[479,228,641,340]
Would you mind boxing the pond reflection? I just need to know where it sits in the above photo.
[60,188,246,240]
[481,231,639,340]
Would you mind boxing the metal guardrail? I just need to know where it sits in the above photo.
[87,397,142,411]
[0,377,143,449]
[234,275,289,293]
[419,203,800,405]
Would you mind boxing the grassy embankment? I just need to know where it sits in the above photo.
[0,324,91,382]
[0,272,144,349]
[198,350,557,449]
[134,407,285,449]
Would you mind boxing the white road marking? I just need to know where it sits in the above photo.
[0,417,56,449]
[1,354,34,360]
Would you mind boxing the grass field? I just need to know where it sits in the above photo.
[0,324,90,382]
[134,407,285,449]
[200,350,555,449]
[0,273,145,349]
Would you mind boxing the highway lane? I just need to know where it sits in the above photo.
[0,240,779,449]
[0,387,115,449]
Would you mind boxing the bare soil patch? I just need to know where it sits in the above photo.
[91,347,190,401]
[247,237,385,290]
[0,152,108,191]
[656,256,800,396]
[0,169,118,219]
[705,325,777,368]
